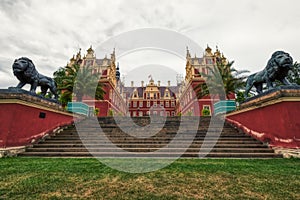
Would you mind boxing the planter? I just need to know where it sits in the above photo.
[214,100,236,115]
[67,102,90,116]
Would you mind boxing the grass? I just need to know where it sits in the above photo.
[0,158,299,199]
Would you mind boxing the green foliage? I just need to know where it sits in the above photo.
[287,62,300,85]
[108,109,114,116]
[53,64,105,103]
[196,61,249,100]
[235,91,246,104]
[202,108,210,116]
[94,108,100,116]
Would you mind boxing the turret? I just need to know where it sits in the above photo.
[116,62,120,81]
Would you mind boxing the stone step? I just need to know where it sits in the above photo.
[19,151,282,158]
[19,117,281,158]
[32,143,267,148]
[44,138,258,143]
[49,135,253,140]
[25,147,274,153]
[38,140,263,145]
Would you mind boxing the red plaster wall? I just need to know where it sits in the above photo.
[226,101,300,148]
[94,101,109,117]
[0,103,75,148]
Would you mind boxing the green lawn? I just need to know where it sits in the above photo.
[0,158,299,199]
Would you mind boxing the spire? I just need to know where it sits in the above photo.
[70,54,75,61]
[186,46,191,59]
[214,45,221,57]
[116,62,120,81]
[86,45,94,58]
[76,48,81,60]
[87,45,94,53]
[111,48,116,61]
[204,44,213,56]
[205,44,212,53]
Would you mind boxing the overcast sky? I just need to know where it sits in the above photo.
[1,0,300,87]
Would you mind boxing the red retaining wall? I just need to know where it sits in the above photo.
[226,88,300,148]
[0,89,79,148]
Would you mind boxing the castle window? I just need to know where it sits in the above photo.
[171,111,175,116]
[206,58,213,65]
[160,111,164,116]
[171,101,175,107]
[165,101,169,107]
[160,101,164,107]
[153,101,157,107]
[147,101,150,107]
[139,101,143,107]
[133,101,137,107]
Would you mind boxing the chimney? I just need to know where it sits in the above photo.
[168,80,170,87]
[141,81,144,87]
[158,81,160,87]
[131,81,134,87]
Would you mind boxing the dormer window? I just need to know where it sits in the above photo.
[132,89,139,98]
[206,58,213,65]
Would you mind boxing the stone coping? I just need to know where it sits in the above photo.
[239,86,300,110]
[273,147,300,158]
[0,146,25,158]
[0,87,65,112]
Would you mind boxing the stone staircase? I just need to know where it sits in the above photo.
[19,117,282,158]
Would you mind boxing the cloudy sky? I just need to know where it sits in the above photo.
[0,0,300,87]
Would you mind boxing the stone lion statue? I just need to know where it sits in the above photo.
[12,57,58,99]
[244,51,294,98]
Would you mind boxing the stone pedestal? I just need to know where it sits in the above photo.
[0,88,80,149]
[226,86,300,148]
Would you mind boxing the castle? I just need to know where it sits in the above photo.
[66,45,233,116]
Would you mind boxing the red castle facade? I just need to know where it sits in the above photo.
[66,45,233,116]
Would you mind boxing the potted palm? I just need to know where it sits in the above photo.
[53,64,105,115]
[197,60,248,115]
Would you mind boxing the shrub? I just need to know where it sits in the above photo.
[202,109,210,116]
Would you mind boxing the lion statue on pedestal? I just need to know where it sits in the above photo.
[12,57,58,99]
[244,51,294,98]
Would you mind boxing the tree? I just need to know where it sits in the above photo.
[287,62,300,85]
[53,64,105,103]
[73,66,105,102]
[196,61,249,100]
[53,66,71,105]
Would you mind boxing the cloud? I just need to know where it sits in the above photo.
[0,0,300,88]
